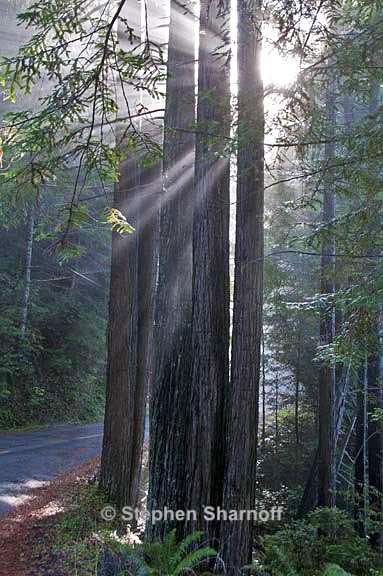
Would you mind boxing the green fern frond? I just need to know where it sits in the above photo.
[140,529,217,576]
[174,546,217,575]
[171,531,204,566]
[322,564,352,576]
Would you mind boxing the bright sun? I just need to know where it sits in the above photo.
[230,1,300,91]
[261,49,300,88]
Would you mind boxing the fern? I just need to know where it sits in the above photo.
[140,529,217,576]
[173,546,217,575]
[171,531,204,566]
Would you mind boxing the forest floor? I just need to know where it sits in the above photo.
[0,459,100,576]
[0,440,149,576]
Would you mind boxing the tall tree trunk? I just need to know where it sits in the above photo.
[342,91,368,534]
[318,73,337,508]
[134,157,159,505]
[262,332,266,447]
[366,81,382,549]
[221,0,264,571]
[147,0,196,540]
[186,0,230,542]
[100,159,141,509]
[134,0,166,499]
[100,4,150,510]
[20,207,35,337]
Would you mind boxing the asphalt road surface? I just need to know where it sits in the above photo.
[0,422,103,515]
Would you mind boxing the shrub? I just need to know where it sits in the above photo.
[256,508,378,576]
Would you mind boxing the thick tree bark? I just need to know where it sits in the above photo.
[186,0,230,542]
[100,158,142,509]
[262,333,266,446]
[100,151,158,513]
[100,4,153,510]
[318,74,337,508]
[20,207,35,337]
[147,0,196,540]
[221,0,264,571]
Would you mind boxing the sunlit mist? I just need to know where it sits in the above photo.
[261,48,300,88]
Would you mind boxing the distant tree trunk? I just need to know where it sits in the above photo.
[318,73,337,508]
[221,0,264,571]
[297,448,319,518]
[187,0,230,542]
[295,335,301,445]
[366,81,382,549]
[342,91,368,534]
[147,0,196,540]
[354,359,367,537]
[262,332,266,446]
[275,373,279,446]
[20,207,35,337]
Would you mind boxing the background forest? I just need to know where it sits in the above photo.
[0,0,382,574]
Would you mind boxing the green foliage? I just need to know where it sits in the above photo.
[0,216,108,428]
[57,484,110,543]
[370,408,383,423]
[257,508,379,576]
[322,566,352,576]
[0,0,165,240]
[104,207,135,234]
[139,530,217,576]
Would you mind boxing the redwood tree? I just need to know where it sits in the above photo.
[100,4,152,509]
[221,0,264,571]
[318,73,337,508]
[366,80,383,549]
[147,0,196,539]
[187,0,231,541]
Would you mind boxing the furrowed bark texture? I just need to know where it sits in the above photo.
[318,74,337,508]
[100,158,141,508]
[187,0,231,542]
[221,0,264,571]
[147,0,195,540]
[100,4,151,509]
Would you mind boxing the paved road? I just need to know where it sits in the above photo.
[0,422,103,515]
